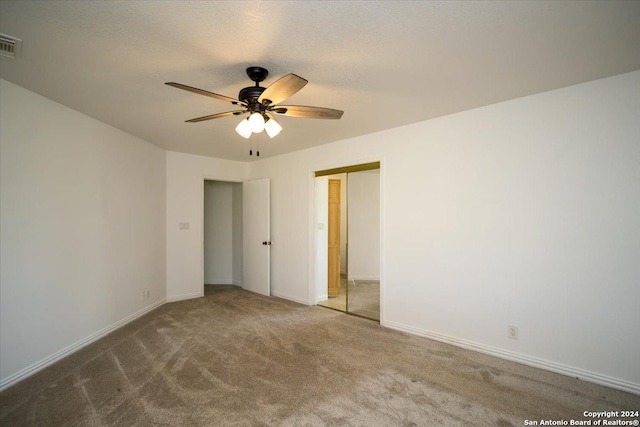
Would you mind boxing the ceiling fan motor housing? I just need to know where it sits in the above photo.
[239,66,269,110]
[238,85,266,105]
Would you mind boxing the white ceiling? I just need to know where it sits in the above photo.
[1,1,639,162]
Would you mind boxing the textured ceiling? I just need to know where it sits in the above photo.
[1,1,639,161]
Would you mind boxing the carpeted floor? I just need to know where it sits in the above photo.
[1,285,638,426]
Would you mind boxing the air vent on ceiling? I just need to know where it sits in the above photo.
[0,34,22,59]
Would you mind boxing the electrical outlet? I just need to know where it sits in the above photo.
[179,222,189,230]
[508,325,519,340]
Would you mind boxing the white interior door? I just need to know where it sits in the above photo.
[242,178,270,296]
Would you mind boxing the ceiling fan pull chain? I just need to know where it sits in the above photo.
[257,134,260,157]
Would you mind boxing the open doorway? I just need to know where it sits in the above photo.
[203,180,243,294]
[315,163,381,321]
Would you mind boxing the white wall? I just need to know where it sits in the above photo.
[0,79,166,387]
[166,151,248,301]
[2,71,638,393]
[249,71,640,393]
[232,182,243,286]
[348,170,380,281]
[204,181,233,284]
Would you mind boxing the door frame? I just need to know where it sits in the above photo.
[200,175,244,296]
[308,159,384,321]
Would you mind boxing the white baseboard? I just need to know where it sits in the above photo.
[166,291,203,302]
[382,320,640,395]
[0,298,166,392]
[232,280,242,286]
[270,290,309,306]
[349,275,380,282]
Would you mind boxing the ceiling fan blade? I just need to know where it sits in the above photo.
[258,74,308,105]
[270,105,344,119]
[165,82,246,106]
[185,110,246,123]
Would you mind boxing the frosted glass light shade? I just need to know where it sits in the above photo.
[235,118,252,139]
[249,112,265,133]
[264,117,282,138]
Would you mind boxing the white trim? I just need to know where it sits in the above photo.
[271,290,311,306]
[232,280,242,286]
[307,169,317,306]
[207,277,234,285]
[348,275,380,282]
[382,320,640,395]
[378,159,385,323]
[166,291,203,303]
[0,298,166,392]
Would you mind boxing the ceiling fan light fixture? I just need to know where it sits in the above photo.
[264,117,282,138]
[167,67,343,155]
[249,112,265,133]
[235,118,252,139]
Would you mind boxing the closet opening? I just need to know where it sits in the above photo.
[203,180,243,295]
[314,162,381,321]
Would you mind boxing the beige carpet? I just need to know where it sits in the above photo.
[1,285,638,426]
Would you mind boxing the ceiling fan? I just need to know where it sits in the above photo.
[165,66,343,141]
